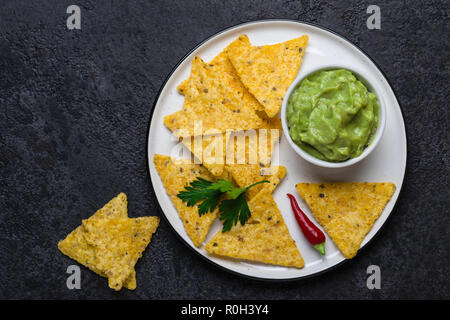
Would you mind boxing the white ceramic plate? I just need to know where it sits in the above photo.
[147,20,407,280]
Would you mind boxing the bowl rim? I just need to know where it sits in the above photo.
[281,65,387,168]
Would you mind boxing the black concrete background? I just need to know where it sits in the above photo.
[0,0,448,300]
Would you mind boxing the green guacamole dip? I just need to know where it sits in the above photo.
[286,69,379,162]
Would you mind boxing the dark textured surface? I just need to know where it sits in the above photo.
[0,0,448,300]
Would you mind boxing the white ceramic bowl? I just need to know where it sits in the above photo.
[281,66,386,168]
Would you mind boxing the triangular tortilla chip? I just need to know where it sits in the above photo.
[205,191,304,268]
[180,124,281,179]
[228,165,286,200]
[296,182,396,258]
[153,154,218,247]
[82,216,159,290]
[227,34,308,118]
[57,193,137,290]
[178,35,264,112]
[180,133,230,178]
[164,56,272,137]
[223,125,281,168]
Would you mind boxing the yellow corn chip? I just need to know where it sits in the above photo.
[82,216,160,291]
[205,191,304,268]
[57,193,137,290]
[296,182,396,259]
[180,134,230,178]
[227,34,308,118]
[228,165,286,200]
[178,36,264,112]
[180,123,281,179]
[223,124,281,168]
[153,154,218,247]
[164,56,272,137]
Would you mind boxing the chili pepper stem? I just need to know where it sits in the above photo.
[313,242,326,256]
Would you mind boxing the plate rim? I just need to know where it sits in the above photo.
[145,18,408,282]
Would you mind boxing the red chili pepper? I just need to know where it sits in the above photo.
[287,193,326,255]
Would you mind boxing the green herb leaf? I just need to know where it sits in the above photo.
[177,177,269,231]
[226,180,271,199]
[177,178,222,215]
[206,179,235,193]
[219,193,251,232]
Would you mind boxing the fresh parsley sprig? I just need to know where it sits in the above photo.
[177,178,269,232]
[177,178,223,215]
